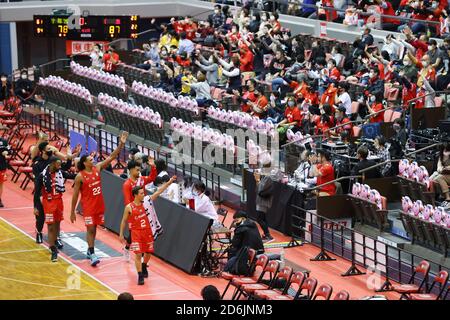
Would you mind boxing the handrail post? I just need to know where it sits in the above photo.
[342,229,365,276]
[310,214,336,262]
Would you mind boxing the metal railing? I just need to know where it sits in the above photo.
[289,201,450,297]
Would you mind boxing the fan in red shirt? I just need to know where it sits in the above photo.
[120,177,176,285]
[367,93,385,123]
[183,17,198,40]
[239,79,257,113]
[332,106,353,137]
[102,46,120,73]
[71,131,128,267]
[311,149,336,196]
[171,17,185,34]
[239,46,254,73]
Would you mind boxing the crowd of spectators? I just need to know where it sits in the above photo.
[82,3,450,203]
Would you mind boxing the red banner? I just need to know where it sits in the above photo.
[66,40,109,56]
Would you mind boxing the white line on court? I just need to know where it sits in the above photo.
[0,248,47,255]
[0,217,120,296]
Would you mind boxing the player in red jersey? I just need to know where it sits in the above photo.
[119,176,177,285]
[70,131,128,266]
[121,159,157,261]
[34,157,76,262]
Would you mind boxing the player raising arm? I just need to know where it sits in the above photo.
[70,131,128,266]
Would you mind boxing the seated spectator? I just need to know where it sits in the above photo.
[310,149,336,196]
[277,96,302,140]
[430,143,450,206]
[374,135,392,176]
[216,53,241,92]
[352,146,382,179]
[335,82,352,117]
[14,70,33,100]
[332,106,353,137]
[224,211,264,274]
[366,91,385,123]
[249,85,269,118]
[392,118,408,148]
[293,149,317,189]
[266,91,284,123]
[201,285,221,300]
[184,72,211,107]
[192,181,220,228]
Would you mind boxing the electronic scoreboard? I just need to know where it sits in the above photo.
[33,15,139,40]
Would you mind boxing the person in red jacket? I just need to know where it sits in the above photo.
[327,59,341,82]
[375,0,400,31]
[311,149,336,196]
[239,46,254,73]
[183,16,198,40]
[367,92,385,123]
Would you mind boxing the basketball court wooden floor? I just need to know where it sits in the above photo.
[0,176,400,300]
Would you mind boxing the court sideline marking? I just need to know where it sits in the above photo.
[0,217,120,297]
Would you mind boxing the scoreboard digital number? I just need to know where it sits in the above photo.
[33,15,139,40]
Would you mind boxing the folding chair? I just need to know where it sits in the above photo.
[252,266,294,300]
[220,248,258,299]
[267,276,317,301]
[408,270,449,300]
[235,260,280,300]
[392,260,430,299]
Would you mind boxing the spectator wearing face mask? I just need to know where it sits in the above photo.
[216,53,241,92]
[249,86,269,118]
[335,82,352,117]
[209,5,225,29]
[184,72,211,107]
[366,91,385,123]
[367,68,385,95]
[277,96,302,139]
[332,106,353,137]
[14,71,33,100]
[191,181,221,228]
[352,146,382,180]
[375,0,401,31]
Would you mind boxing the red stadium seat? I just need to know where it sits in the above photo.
[230,255,269,300]
[392,260,430,299]
[313,283,333,300]
[220,248,257,299]
[409,270,449,301]
[237,260,280,299]
[333,290,350,300]
[267,276,317,301]
[252,266,294,300]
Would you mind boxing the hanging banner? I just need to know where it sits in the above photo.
[65,40,109,56]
